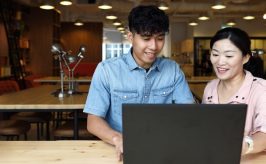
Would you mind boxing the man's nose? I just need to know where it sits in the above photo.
[148,39,158,50]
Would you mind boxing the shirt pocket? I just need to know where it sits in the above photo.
[113,90,139,115]
[152,85,174,103]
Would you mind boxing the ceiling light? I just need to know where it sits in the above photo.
[188,21,198,26]
[74,19,84,26]
[226,20,236,26]
[60,0,72,6]
[40,1,55,10]
[158,2,169,11]
[106,15,117,20]
[113,20,122,26]
[243,15,255,20]
[117,26,125,31]
[263,13,266,19]
[198,15,210,21]
[98,1,112,10]
[211,1,226,10]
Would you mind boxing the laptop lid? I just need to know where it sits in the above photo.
[122,104,247,164]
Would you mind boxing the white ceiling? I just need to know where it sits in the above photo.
[17,0,266,28]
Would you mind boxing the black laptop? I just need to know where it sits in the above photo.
[122,104,247,164]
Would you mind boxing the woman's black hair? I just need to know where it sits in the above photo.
[210,27,251,57]
[128,5,169,35]
[210,27,264,78]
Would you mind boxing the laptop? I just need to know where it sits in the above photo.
[122,104,247,164]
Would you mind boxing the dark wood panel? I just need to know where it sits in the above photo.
[27,8,55,76]
[60,22,102,63]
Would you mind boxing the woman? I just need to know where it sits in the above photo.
[202,27,266,155]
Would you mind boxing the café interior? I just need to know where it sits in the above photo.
[0,0,266,163]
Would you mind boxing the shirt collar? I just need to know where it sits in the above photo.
[124,48,161,72]
[210,70,254,104]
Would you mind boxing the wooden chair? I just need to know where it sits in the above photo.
[53,111,96,140]
[0,80,51,140]
[11,112,52,140]
[0,80,31,140]
[53,120,95,140]
[0,119,30,140]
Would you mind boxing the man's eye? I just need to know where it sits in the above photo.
[212,53,219,56]
[226,55,233,58]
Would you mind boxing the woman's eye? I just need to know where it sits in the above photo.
[212,53,219,56]
[226,56,233,58]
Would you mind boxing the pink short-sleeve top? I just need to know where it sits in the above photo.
[202,71,266,136]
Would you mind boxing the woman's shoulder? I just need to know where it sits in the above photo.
[251,77,266,93]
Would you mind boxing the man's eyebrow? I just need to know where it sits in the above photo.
[158,33,165,36]
[140,33,165,37]
[140,33,152,37]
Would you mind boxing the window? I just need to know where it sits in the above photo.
[102,43,131,60]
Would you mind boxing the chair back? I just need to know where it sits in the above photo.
[0,80,20,95]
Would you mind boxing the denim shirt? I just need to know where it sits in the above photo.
[83,50,194,132]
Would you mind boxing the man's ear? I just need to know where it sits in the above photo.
[243,54,250,65]
[127,32,133,43]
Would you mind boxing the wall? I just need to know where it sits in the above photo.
[170,22,193,56]
[60,22,103,63]
[26,8,55,76]
[193,19,266,37]
[170,19,266,54]
[0,21,8,58]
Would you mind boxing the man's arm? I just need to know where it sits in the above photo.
[87,114,123,161]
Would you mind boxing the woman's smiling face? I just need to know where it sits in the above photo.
[210,39,250,81]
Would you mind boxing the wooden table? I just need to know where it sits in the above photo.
[0,140,264,164]
[34,76,92,83]
[0,85,89,139]
[186,76,215,102]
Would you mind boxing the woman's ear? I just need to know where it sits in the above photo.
[243,54,250,65]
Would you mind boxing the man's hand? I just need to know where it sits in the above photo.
[112,135,123,161]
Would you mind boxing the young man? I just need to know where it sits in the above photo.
[83,5,194,161]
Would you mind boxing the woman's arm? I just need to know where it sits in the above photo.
[242,132,266,155]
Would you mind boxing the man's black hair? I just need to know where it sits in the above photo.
[128,5,169,35]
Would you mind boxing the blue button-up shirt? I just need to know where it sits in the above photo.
[83,50,194,132]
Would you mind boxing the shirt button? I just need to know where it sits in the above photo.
[144,96,148,98]
[163,92,166,95]
[124,96,127,99]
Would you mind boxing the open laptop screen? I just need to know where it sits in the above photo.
[122,104,247,164]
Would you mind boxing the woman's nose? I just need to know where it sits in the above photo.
[217,56,226,65]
